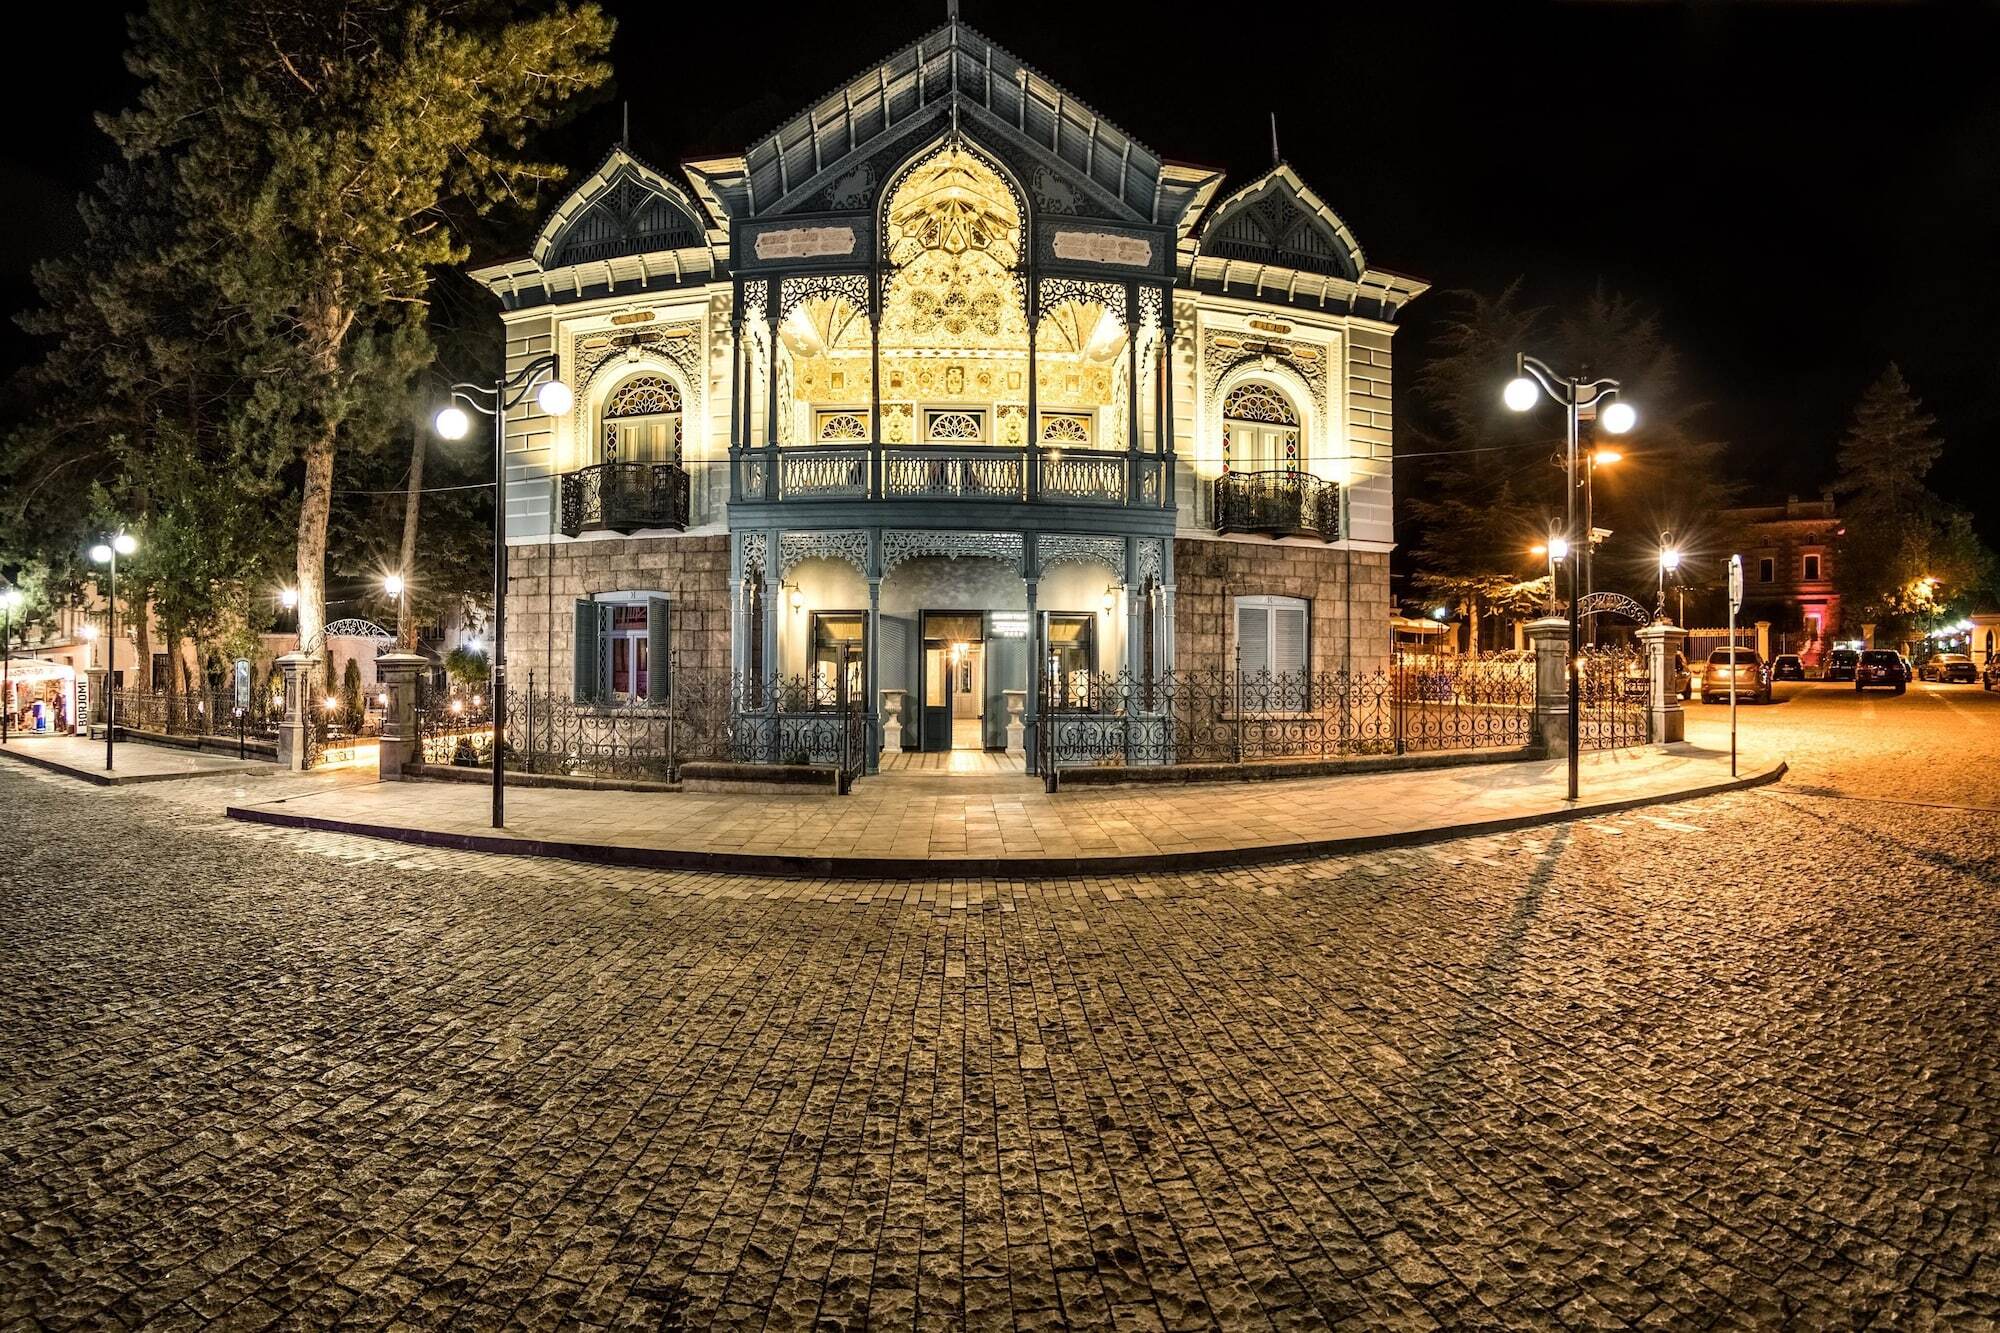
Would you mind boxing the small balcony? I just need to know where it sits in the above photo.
[1213,470,1341,541]
[559,462,691,537]
[735,444,1166,509]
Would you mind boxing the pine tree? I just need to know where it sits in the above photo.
[1831,365,1991,636]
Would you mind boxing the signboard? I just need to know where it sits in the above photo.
[988,612,1029,639]
[233,658,251,711]
[1727,555,1744,614]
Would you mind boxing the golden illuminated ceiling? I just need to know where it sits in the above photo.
[885,147,1020,268]
[881,147,1028,353]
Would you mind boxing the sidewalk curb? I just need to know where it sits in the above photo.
[225,758,1788,880]
[0,743,271,787]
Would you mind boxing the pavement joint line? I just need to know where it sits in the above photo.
[222,759,1788,881]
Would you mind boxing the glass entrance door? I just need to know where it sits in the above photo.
[920,612,984,750]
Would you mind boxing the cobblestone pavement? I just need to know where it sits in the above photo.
[2,685,1996,1329]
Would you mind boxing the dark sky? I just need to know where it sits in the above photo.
[5,1,1996,542]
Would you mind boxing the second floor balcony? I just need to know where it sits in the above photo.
[732,444,1168,510]
[559,461,691,537]
[1213,470,1341,541]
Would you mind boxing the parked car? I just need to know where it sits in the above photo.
[1898,652,1917,683]
[1824,648,1860,681]
[1919,653,1978,683]
[1854,649,1907,694]
[1986,658,2000,691]
[1699,648,1771,704]
[1771,653,1806,681]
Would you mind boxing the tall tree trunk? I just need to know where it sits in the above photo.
[296,427,335,684]
[132,591,151,693]
[397,432,425,649]
[1468,595,1482,658]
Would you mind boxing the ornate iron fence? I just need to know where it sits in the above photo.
[413,670,872,793]
[1579,645,1650,750]
[1037,655,1537,781]
[111,687,280,744]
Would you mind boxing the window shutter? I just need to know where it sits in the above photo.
[572,600,600,703]
[646,597,671,704]
[1236,604,1270,676]
[1274,605,1308,677]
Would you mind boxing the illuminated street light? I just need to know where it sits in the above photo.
[383,573,406,599]
[432,355,571,829]
[1600,401,1638,434]
[90,532,137,771]
[279,586,299,610]
[1502,355,1637,800]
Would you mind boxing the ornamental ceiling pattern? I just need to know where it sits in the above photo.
[1037,534,1125,575]
[879,147,1029,353]
[881,530,1024,573]
[780,529,872,577]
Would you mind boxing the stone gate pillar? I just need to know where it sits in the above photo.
[1636,621,1688,745]
[1755,620,1771,662]
[1524,616,1571,758]
[84,666,108,732]
[374,651,428,779]
[274,651,319,772]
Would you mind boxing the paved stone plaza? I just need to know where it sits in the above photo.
[2,683,1996,1329]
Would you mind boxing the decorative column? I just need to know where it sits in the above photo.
[374,650,428,779]
[273,650,319,772]
[1126,282,1141,504]
[763,279,781,499]
[1524,616,1570,758]
[761,528,782,696]
[1024,576,1041,775]
[869,272,884,500]
[866,573,883,772]
[1636,621,1688,745]
[1025,291,1041,501]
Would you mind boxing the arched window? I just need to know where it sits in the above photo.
[602,374,683,464]
[1222,383,1300,474]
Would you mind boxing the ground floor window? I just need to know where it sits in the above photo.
[1236,595,1309,706]
[811,612,867,708]
[573,595,669,704]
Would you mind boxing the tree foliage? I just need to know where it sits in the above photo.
[2,0,614,685]
[1403,283,1739,642]
[1831,365,1992,637]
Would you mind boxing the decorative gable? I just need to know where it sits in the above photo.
[1197,165,1364,282]
[533,148,712,271]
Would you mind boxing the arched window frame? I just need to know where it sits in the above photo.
[595,369,688,466]
[1219,378,1304,476]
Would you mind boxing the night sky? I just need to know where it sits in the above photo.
[4,1,1996,545]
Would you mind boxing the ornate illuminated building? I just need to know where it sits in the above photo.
[471,17,1426,761]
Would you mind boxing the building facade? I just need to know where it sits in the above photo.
[1723,494,1841,661]
[471,19,1425,761]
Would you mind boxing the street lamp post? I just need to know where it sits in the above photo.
[90,532,138,771]
[0,585,22,744]
[1657,533,1682,622]
[434,356,572,828]
[1505,356,1636,802]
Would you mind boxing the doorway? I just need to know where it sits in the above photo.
[921,611,984,751]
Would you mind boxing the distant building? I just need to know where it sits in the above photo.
[1723,493,1841,662]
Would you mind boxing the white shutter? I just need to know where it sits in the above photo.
[1274,605,1308,677]
[1236,604,1270,676]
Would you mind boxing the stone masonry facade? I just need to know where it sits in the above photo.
[1173,538,1391,678]
[503,535,732,691]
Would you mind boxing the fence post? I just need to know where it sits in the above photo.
[1636,621,1687,745]
[273,651,319,773]
[525,670,536,775]
[373,651,428,779]
[1524,616,1571,758]
[1234,670,1244,764]
[1393,655,1406,756]
[667,651,678,783]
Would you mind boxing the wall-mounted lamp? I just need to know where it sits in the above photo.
[789,588,803,611]
[1101,588,1117,613]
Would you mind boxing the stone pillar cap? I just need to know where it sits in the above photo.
[1636,621,1688,638]
[1524,616,1571,632]
[274,650,321,666]
[374,650,430,667]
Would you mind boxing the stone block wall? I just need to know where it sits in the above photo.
[1173,538,1390,677]
[503,534,733,692]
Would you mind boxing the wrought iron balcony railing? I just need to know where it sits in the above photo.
[738,443,1159,508]
[1212,470,1341,541]
[559,462,691,537]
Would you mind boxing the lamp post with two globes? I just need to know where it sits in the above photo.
[1503,357,1636,801]
[433,356,573,828]
[90,532,139,771]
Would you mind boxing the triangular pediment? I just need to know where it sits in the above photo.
[532,148,714,271]
[733,20,1205,230]
[1196,164,1364,282]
